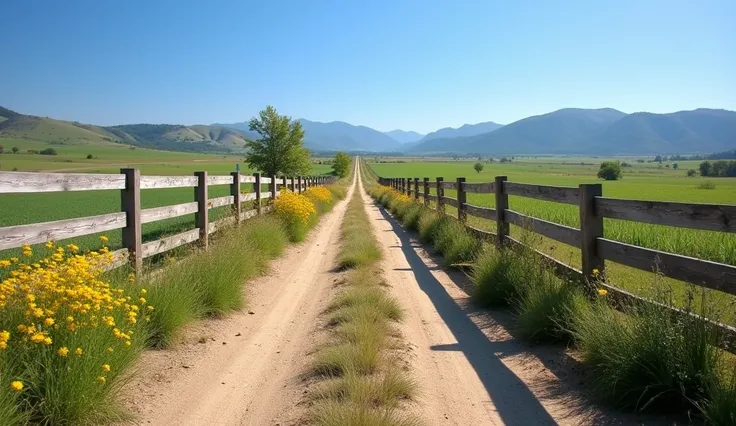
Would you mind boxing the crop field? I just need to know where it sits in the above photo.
[0,137,333,258]
[368,158,736,322]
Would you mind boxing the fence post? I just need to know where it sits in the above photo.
[423,178,430,206]
[121,168,142,275]
[457,177,467,223]
[230,171,242,223]
[436,177,444,213]
[494,176,508,246]
[405,177,410,196]
[579,184,604,285]
[270,174,278,202]
[298,176,303,193]
[254,173,262,214]
[194,171,209,249]
[414,178,419,201]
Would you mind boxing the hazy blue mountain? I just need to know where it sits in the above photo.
[594,109,736,154]
[419,121,504,143]
[297,119,400,152]
[384,129,424,144]
[409,108,736,155]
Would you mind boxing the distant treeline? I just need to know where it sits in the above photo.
[699,160,736,177]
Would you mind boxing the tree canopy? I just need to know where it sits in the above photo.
[473,162,484,173]
[597,161,622,180]
[245,106,311,177]
[332,152,351,178]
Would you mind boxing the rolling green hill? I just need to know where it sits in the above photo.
[0,107,252,154]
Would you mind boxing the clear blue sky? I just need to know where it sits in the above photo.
[1,0,734,134]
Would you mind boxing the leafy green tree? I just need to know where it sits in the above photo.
[597,161,622,180]
[12,147,19,154]
[686,169,697,177]
[699,161,712,177]
[473,162,484,173]
[332,152,351,178]
[672,162,678,169]
[245,106,310,177]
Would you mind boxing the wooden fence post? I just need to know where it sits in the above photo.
[270,174,278,201]
[194,171,209,249]
[254,173,262,214]
[457,177,467,222]
[121,168,142,275]
[406,177,411,196]
[580,183,604,285]
[414,178,419,201]
[436,177,444,213]
[423,178,430,206]
[495,176,508,246]
[231,171,242,223]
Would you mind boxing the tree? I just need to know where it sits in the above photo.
[86,154,93,159]
[332,152,351,178]
[654,155,663,163]
[39,148,57,156]
[245,106,311,177]
[597,161,622,180]
[699,161,712,177]
[473,162,484,173]
[12,147,18,154]
[686,169,697,177]
[673,162,679,169]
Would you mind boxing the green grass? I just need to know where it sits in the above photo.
[571,284,734,417]
[368,159,736,326]
[311,176,419,426]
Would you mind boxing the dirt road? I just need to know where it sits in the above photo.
[357,163,659,426]
[123,165,357,425]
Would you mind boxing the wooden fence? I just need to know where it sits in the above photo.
[375,174,736,351]
[0,170,336,274]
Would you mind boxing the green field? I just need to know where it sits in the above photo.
[0,137,333,258]
[368,158,736,322]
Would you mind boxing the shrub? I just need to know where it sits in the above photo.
[273,189,316,242]
[86,154,93,159]
[430,217,479,265]
[572,285,728,414]
[416,209,443,243]
[686,169,697,177]
[597,161,622,180]
[0,240,147,424]
[39,148,57,156]
[697,181,716,190]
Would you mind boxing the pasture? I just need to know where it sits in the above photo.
[0,137,333,258]
[368,158,736,322]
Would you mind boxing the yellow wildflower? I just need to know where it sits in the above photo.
[99,235,109,243]
[96,376,106,384]
[598,289,608,296]
[58,347,69,357]
[106,347,113,353]
[10,381,23,391]
[592,268,600,277]
[102,364,111,372]
[45,241,54,249]
[75,347,83,356]
[44,318,55,326]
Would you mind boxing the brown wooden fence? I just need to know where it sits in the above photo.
[0,170,336,274]
[375,174,736,352]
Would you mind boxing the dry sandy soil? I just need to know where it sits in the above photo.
[121,161,672,426]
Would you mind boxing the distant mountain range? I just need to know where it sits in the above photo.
[2,105,734,156]
[405,108,736,155]
[383,129,424,144]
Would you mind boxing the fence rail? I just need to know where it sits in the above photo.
[0,170,336,274]
[377,174,736,352]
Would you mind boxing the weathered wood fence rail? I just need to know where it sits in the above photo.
[376,174,736,351]
[0,170,336,274]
